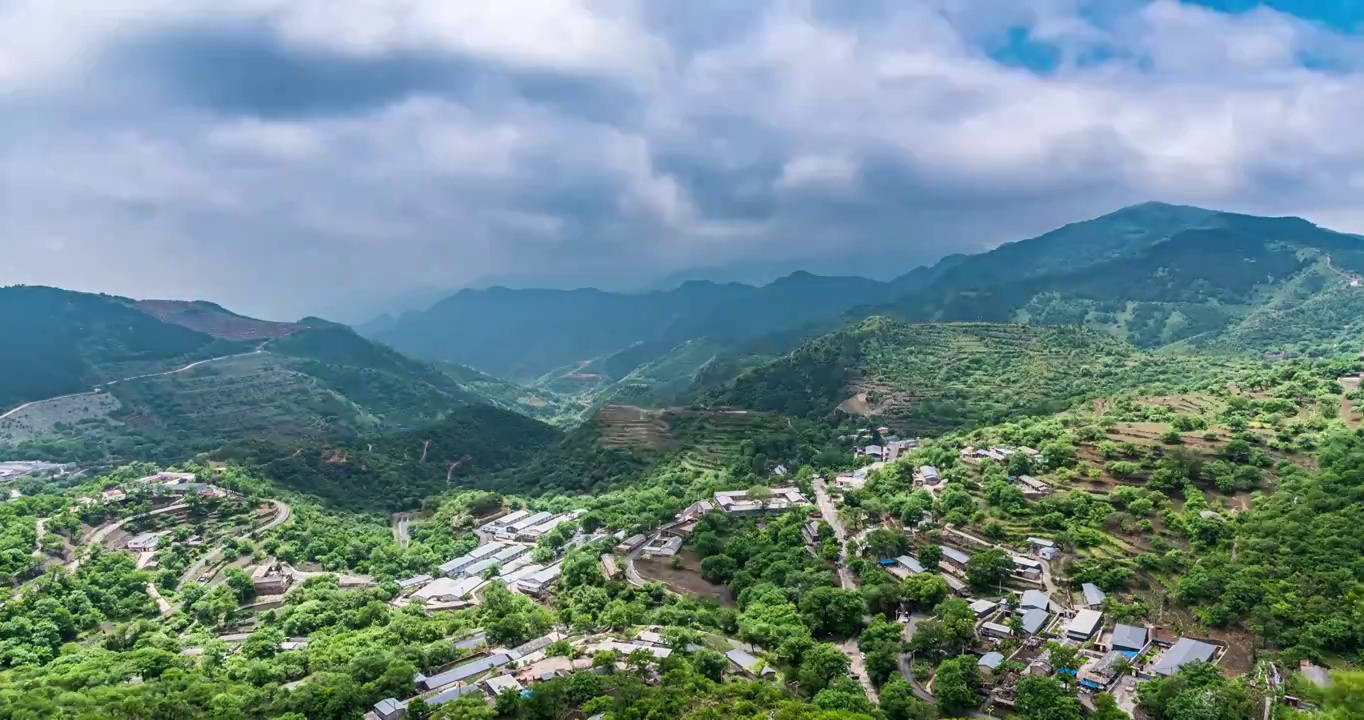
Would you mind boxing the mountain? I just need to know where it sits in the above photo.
[0,286,544,465]
[871,203,1364,353]
[701,317,1227,435]
[372,272,904,383]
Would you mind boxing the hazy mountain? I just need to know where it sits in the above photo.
[0,286,544,464]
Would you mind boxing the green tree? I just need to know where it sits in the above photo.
[799,587,867,638]
[879,677,936,720]
[797,642,851,696]
[916,545,943,567]
[1014,675,1083,720]
[934,655,981,716]
[965,548,1013,592]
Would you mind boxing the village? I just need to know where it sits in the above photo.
[31,437,1246,720]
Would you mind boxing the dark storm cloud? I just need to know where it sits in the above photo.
[6,0,1364,320]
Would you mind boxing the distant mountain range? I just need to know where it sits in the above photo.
[367,202,1364,414]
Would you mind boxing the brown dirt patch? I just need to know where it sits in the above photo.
[634,549,734,606]
[134,300,299,341]
[839,392,873,416]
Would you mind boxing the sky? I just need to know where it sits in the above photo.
[5,0,1364,320]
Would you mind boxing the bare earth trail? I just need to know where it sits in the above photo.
[812,477,879,703]
[0,345,271,420]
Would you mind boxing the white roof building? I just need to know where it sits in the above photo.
[516,563,562,595]
[712,487,810,515]
[1066,609,1104,640]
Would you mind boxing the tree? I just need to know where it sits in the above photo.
[965,548,1013,592]
[916,545,943,567]
[865,528,909,559]
[799,587,867,638]
[700,554,738,583]
[934,655,981,716]
[223,567,256,604]
[813,678,877,715]
[1014,675,1084,720]
[863,581,904,619]
[901,573,948,611]
[693,649,728,682]
[1092,693,1129,720]
[797,642,851,696]
[1044,641,1082,675]
[879,677,935,720]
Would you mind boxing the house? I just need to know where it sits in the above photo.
[137,471,196,485]
[1077,651,1128,691]
[439,543,506,577]
[424,683,485,708]
[884,438,919,463]
[1027,537,1055,552]
[101,488,127,502]
[918,465,941,486]
[1012,555,1043,579]
[895,556,926,574]
[712,487,811,516]
[969,599,998,618]
[678,500,715,520]
[497,563,545,587]
[373,697,407,720]
[126,532,160,552]
[250,561,293,595]
[637,629,664,645]
[861,445,885,460]
[419,653,514,691]
[1013,475,1051,495]
[834,473,867,491]
[1152,638,1218,676]
[485,509,531,530]
[454,632,487,651]
[497,555,536,576]
[772,464,789,477]
[1020,608,1050,635]
[506,511,553,533]
[517,563,563,596]
[616,534,648,554]
[1081,583,1106,608]
[483,675,525,696]
[1019,590,1051,613]
[396,574,434,592]
[978,652,1005,673]
[642,536,683,558]
[726,648,776,678]
[599,554,620,580]
[940,572,969,596]
[414,576,483,603]
[518,512,583,541]
[981,622,1014,639]
[941,546,970,566]
[802,521,822,545]
[1111,624,1148,654]
[1066,609,1104,641]
[462,545,530,576]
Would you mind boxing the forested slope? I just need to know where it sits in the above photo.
[705,318,1233,434]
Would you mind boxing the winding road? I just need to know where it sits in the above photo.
[0,346,269,421]
[179,500,292,587]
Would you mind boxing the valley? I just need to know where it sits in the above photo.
[3,203,1364,720]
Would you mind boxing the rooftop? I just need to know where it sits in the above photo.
[1152,638,1218,676]
[1066,609,1104,638]
[1082,583,1107,607]
[1020,608,1049,635]
[895,556,926,574]
[423,653,512,690]
[1111,624,1148,651]
[979,652,1005,669]
[1020,589,1050,612]
[941,546,970,564]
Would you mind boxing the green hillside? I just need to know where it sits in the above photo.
[875,206,1364,354]
[0,286,251,411]
[211,404,560,510]
[0,289,547,466]
[704,318,1233,435]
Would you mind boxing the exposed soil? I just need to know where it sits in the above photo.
[134,300,299,341]
[634,549,734,606]
[596,405,672,449]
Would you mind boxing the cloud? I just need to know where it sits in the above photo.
[4,0,1364,319]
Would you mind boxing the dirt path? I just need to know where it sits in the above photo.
[1,346,270,419]
[812,478,878,702]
